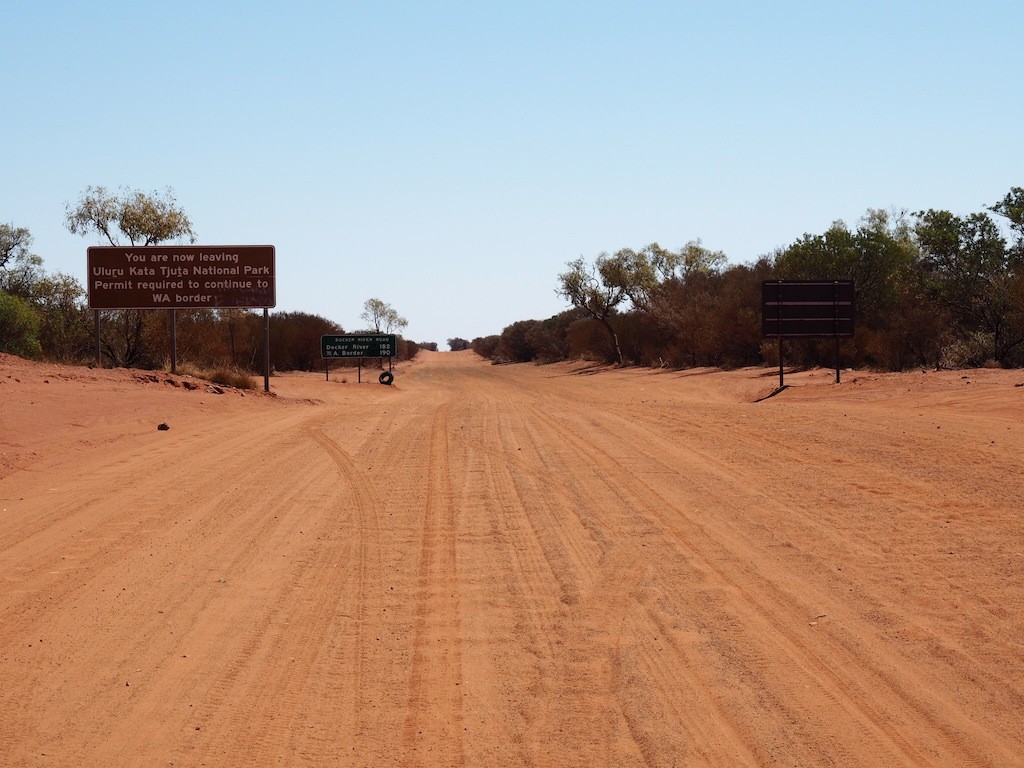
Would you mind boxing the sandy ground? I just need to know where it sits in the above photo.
[1,350,1023,767]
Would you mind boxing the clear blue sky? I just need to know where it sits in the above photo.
[3,1,1021,345]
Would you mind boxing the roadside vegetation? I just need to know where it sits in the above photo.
[4,186,1023,374]
[0,188,424,374]
[474,188,1024,370]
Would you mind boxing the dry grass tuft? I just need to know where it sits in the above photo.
[174,363,256,390]
[204,366,257,390]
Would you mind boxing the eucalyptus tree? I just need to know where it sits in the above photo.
[0,223,44,299]
[644,240,727,282]
[557,251,650,365]
[990,187,1024,259]
[360,298,408,334]
[915,208,1022,364]
[65,186,196,367]
[1,223,33,270]
[65,186,195,246]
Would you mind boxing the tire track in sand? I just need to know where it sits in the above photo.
[169,423,385,767]
[302,424,386,758]
[401,404,465,767]
[503,400,758,766]
[524,400,993,768]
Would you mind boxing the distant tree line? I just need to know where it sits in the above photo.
[473,188,1024,370]
[0,188,422,373]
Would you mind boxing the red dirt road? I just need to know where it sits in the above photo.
[1,351,1023,766]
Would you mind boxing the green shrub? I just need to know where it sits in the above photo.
[0,291,42,358]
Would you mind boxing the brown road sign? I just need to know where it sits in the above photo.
[762,280,855,338]
[87,245,275,309]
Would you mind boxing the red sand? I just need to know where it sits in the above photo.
[2,351,1022,766]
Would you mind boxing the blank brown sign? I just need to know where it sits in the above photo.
[762,280,855,338]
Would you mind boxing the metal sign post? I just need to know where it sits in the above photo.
[169,308,177,375]
[833,281,842,383]
[777,288,784,388]
[263,308,270,393]
[94,310,103,367]
[779,337,784,389]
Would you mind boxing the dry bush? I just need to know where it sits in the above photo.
[566,317,617,363]
[613,312,663,366]
[492,320,541,363]
[173,362,256,390]
[471,335,500,359]
[270,311,341,371]
[205,366,256,389]
[939,332,995,369]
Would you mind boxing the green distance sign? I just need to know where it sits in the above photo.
[321,334,397,359]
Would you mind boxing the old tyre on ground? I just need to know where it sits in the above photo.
[379,371,394,386]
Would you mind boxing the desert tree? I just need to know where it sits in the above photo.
[471,335,500,358]
[33,273,92,361]
[644,240,727,282]
[525,310,585,363]
[915,208,1022,365]
[775,210,918,321]
[270,311,343,371]
[558,250,656,365]
[770,210,939,368]
[990,187,1024,249]
[0,224,45,358]
[492,321,541,363]
[360,298,408,334]
[0,223,93,361]
[1,223,34,270]
[65,186,195,246]
[558,256,625,364]
[64,186,196,367]
[0,224,44,299]
[0,292,42,357]
[215,308,261,369]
